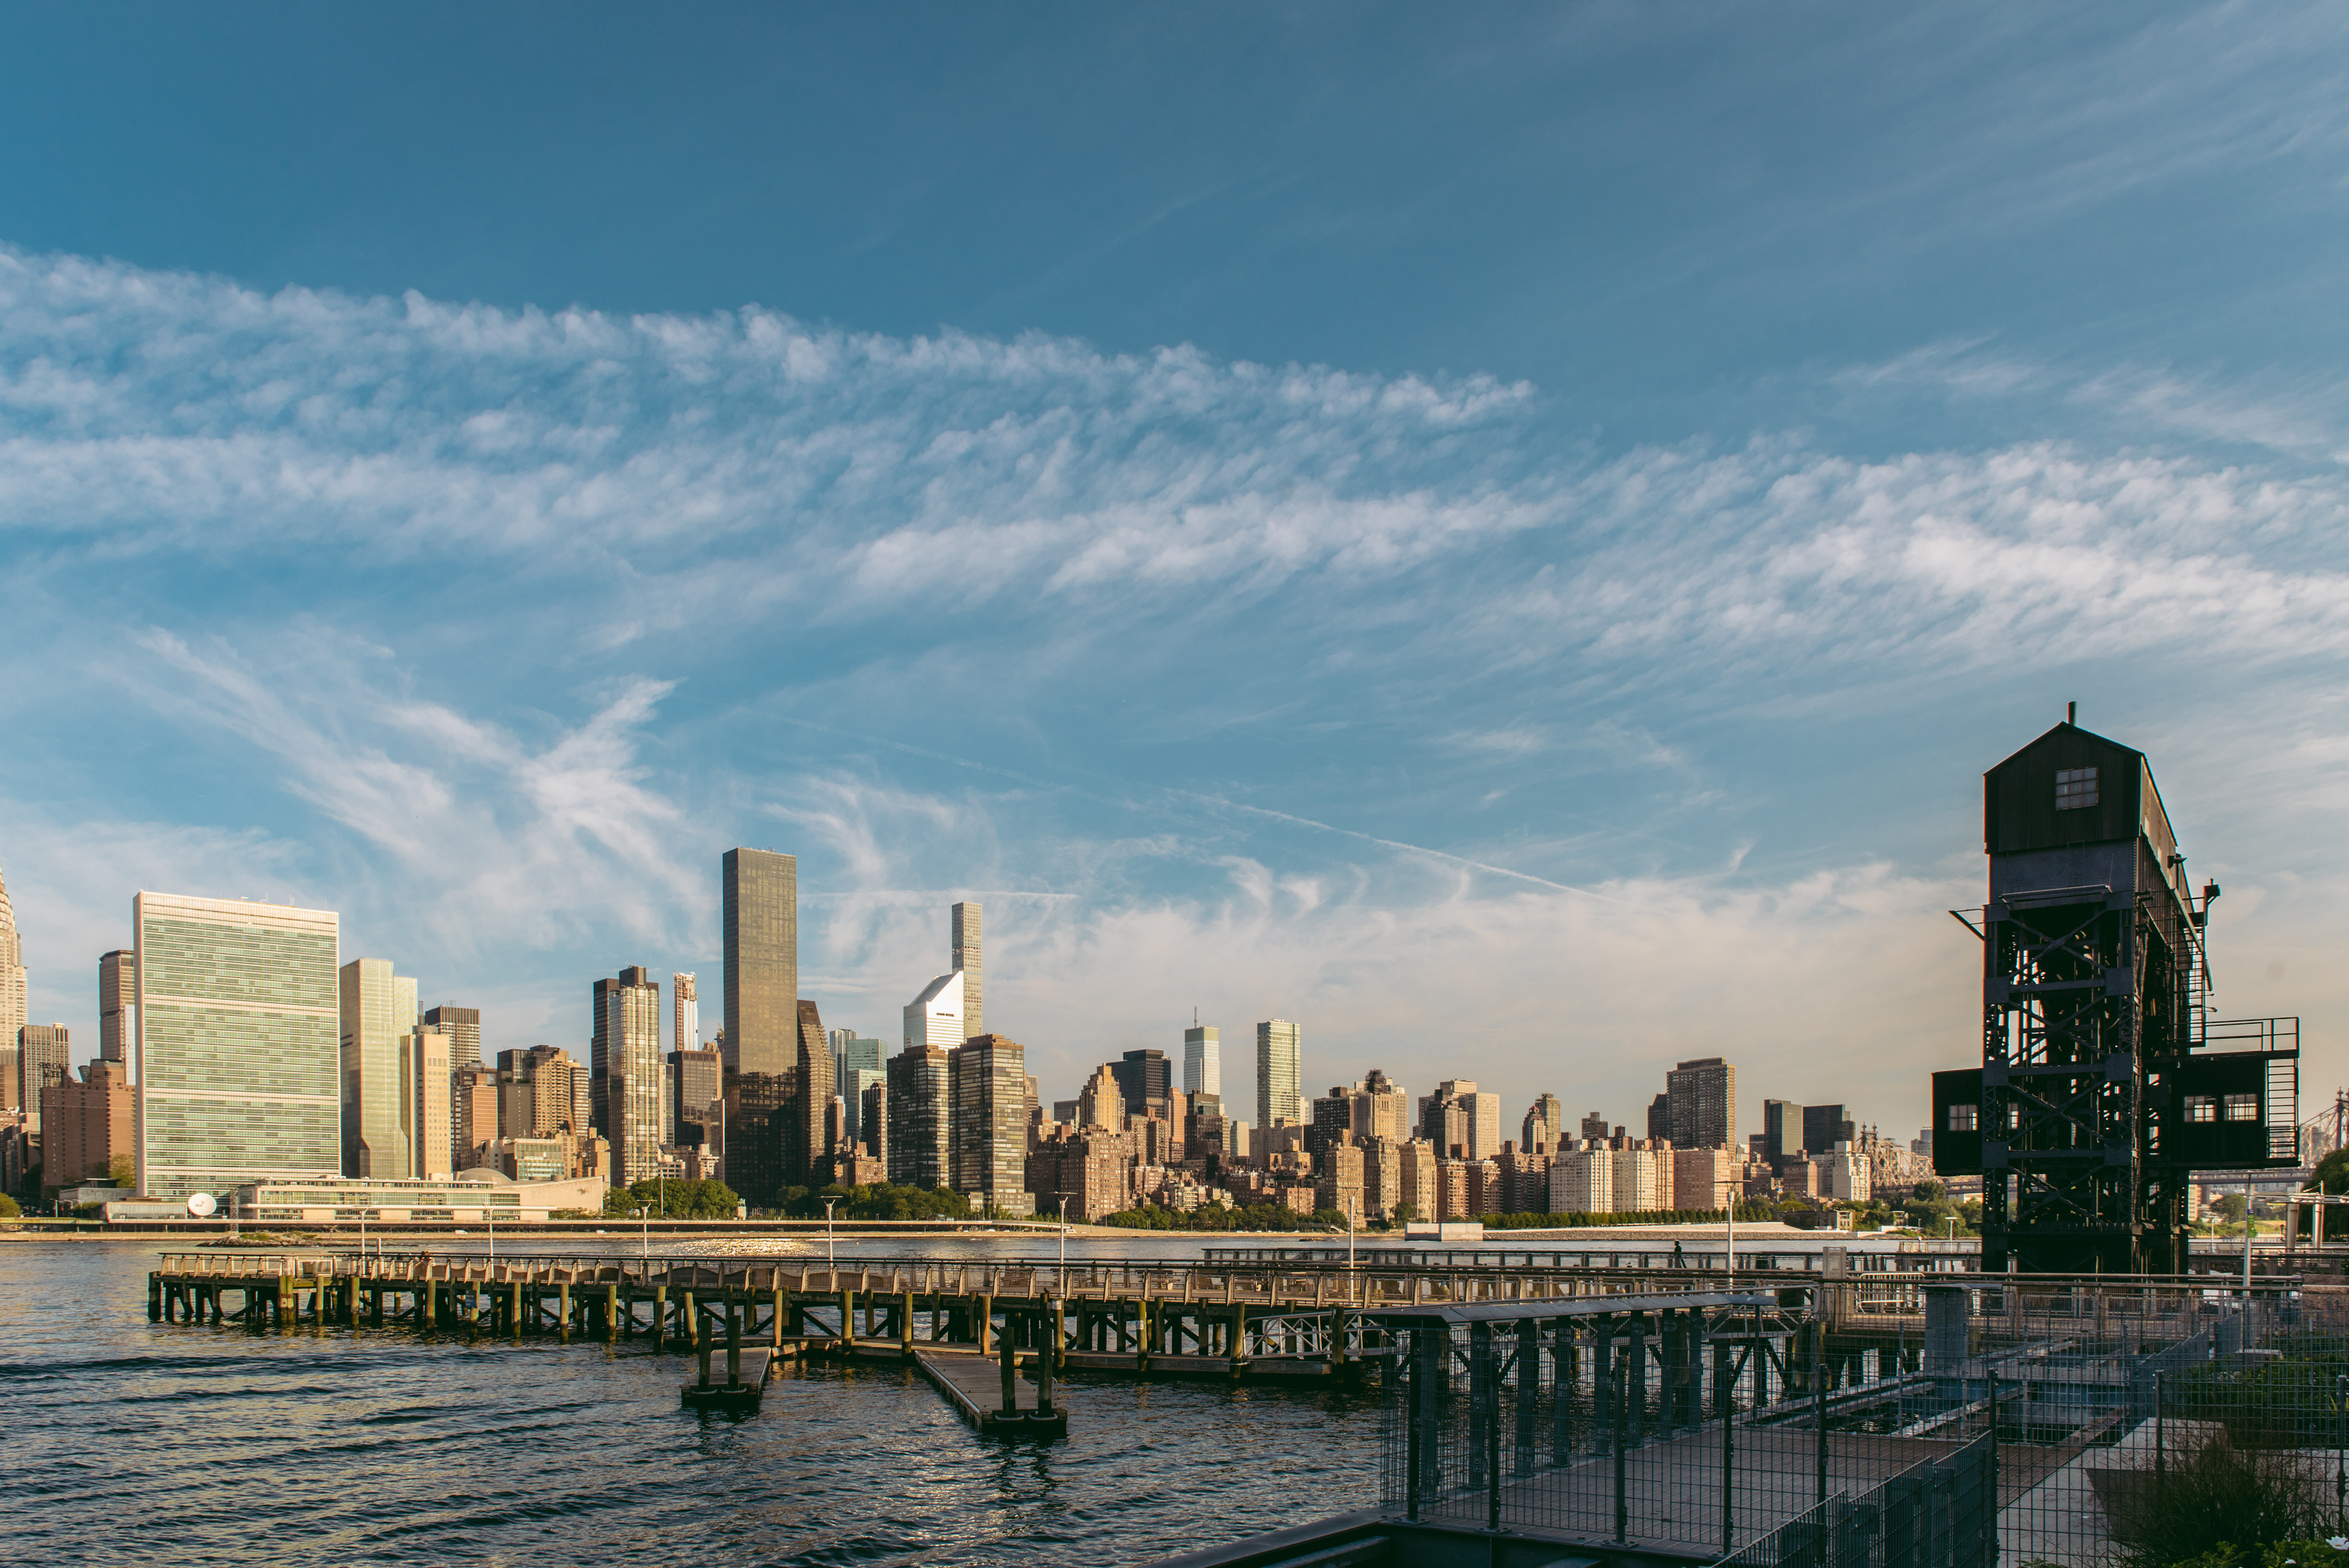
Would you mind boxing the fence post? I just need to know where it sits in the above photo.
[1988,1372,2001,1568]
[1613,1356,1629,1544]
[1552,1317,1574,1466]
[1516,1316,1539,1479]
[1406,1328,1423,1523]
[2335,1372,2345,1532]
[1815,1328,1830,1506]
[1487,1343,1503,1533]
[1415,1327,1443,1506]
[1722,1325,1737,1558]
[1468,1321,1490,1491]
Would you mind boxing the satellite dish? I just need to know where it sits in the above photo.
[186,1193,217,1218]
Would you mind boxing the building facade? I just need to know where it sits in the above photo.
[950,901,983,1037]
[0,859,24,1054]
[1110,1049,1170,1119]
[1665,1057,1737,1151]
[592,966,663,1185]
[950,1033,1032,1215]
[1256,1017,1301,1133]
[17,1023,70,1132]
[99,950,135,1068]
[670,971,697,1057]
[41,1059,132,1193]
[135,893,341,1203]
[455,1061,499,1166]
[338,958,417,1179]
[722,847,797,1076]
[1522,1093,1565,1155]
[903,971,965,1052]
[886,1042,951,1190]
[409,1026,452,1178]
[1550,1143,1615,1213]
[1182,1022,1220,1097]
[421,1004,480,1068]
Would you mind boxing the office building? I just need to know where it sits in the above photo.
[454,1061,499,1166]
[409,1025,452,1178]
[886,1041,951,1189]
[1580,1110,1610,1142]
[100,950,135,1068]
[592,966,664,1185]
[1076,1064,1124,1131]
[1183,1020,1220,1097]
[859,1080,886,1159]
[1110,1049,1170,1119]
[1665,1057,1737,1150]
[18,1024,71,1132]
[41,1059,132,1193]
[1763,1100,1798,1167]
[134,893,341,1203]
[1256,1018,1301,1132]
[671,971,697,1056]
[421,1004,480,1069]
[787,999,835,1185]
[950,1033,1032,1215]
[1673,1146,1739,1211]
[339,959,418,1179]
[1523,1093,1565,1155]
[1804,1104,1855,1157]
[951,901,983,1037]
[1646,1092,1672,1141]
[831,1029,886,1147]
[670,1046,722,1145]
[722,847,797,1075]
[1309,1084,1355,1158]
[0,859,23,1052]
[904,970,965,1051]
[0,1041,14,1114]
[1419,1080,1501,1161]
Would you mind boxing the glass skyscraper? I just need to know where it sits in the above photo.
[1257,1017,1301,1133]
[340,958,418,1179]
[722,848,796,1076]
[950,1032,1032,1216]
[135,893,341,1203]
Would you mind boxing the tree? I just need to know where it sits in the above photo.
[0,1192,18,1219]
[107,1155,136,1190]
[1911,1179,1947,1205]
[2212,1193,2248,1222]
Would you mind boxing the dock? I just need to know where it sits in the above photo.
[914,1346,1068,1437]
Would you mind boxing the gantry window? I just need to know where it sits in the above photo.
[2055,767,2099,810]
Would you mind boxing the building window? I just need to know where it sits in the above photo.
[2185,1096,2217,1123]
[2225,1093,2260,1122]
[2055,767,2099,810]
[1947,1104,1977,1132]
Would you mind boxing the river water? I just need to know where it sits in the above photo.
[2,1235,1393,1567]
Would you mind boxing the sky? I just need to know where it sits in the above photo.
[2,2,2346,1142]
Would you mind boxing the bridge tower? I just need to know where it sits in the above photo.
[1931,714,2298,1274]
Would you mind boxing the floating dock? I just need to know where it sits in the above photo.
[914,1347,1068,1437]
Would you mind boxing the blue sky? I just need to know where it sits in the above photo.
[2,3,2345,1139]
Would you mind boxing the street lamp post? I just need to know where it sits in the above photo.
[823,1195,839,1265]
[636,1205,649,1265]
[1058,1196,1069,1270]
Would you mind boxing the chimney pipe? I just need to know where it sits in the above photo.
[2067,701,2077,725]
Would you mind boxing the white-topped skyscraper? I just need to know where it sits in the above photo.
[1257,1018,1301,1132]
[0,856,25,1052]
[950,902,982,1037]
[1183,1018,1221,1098]
[135,893,341,1203]
[905,972,965,1051]
[672,972,698,1053]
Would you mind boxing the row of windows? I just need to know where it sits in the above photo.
[144,1096,339,1168]
[146,1005,338,1096]
[1949,1095,2260,1130]
[140,918,336,1009]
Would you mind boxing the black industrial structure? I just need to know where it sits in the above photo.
[1932,713,2299,1274]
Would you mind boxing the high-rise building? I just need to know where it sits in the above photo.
[1550,1143,1615,1213]
[1183,1020,1220,1097]
[951,901,983,1037]
[670,1046,722,1145]
[41,1059,133,1192]
[1580,1110,1610,1142]
[592,966,663,1185]
[1352,1069,1411,1144]
[831,1029,886,1147]
[454,1061,499,1164]
[1522,1093,1565,1154]
[1076,1064,1124,1130]
[420,1004,480,1069]
[904,971,965,1051]
[1645,1092,1672,1141]
[338,959,418,1179]
[859,1080,886,1160]
[1803,1104,1854,1157]
[409,1026,452,1178]
[1256,1018,1301,1133]
[1763,1100,1797,1167]
[0,859,25,1053]
[1110,1049,1171,1119]
[1665,1057,1737,1150]
[18,1024,72,1133]
[722,848,796,1075]
[886,1042,951,1190]
[134,894,341,1203]
[99,950,136,1068]
[671,972,698,1055]
[496,1046,590,1141]
[950,1033,1032,1215]
[1418,1080,1501,1160]
[787,999,835,1186]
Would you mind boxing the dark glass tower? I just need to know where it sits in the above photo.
[722,848,796,1076]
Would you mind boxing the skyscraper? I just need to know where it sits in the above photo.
[1763,1100,1797,1168]
[831,1029,886,1147]
[1257,1018,1301,1132]
[904,971,965,1050]
[671,972,698,1054]
[1110,1049,1170,1118]
[787,998,835,1185]
[886,1041,950,1189]
[950,1032,1032,1215]
[1183,1021,1220,1097]
[99,950,135,1068]
[1665,1057,1737,1150]
[670,1045,722,1144]
[722,848,796,1075]
[950,901,983,1037]
[0,858,25,1053]
[1523,1092,1565,1154]
[1803,1103,1855,1155]
[339,959,418,1179]
[422,1005,480,1068]
[134,893,341,1203]
[409,1025,452,1177]
[593,966,663,1184]
[18,1024,71,1132]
